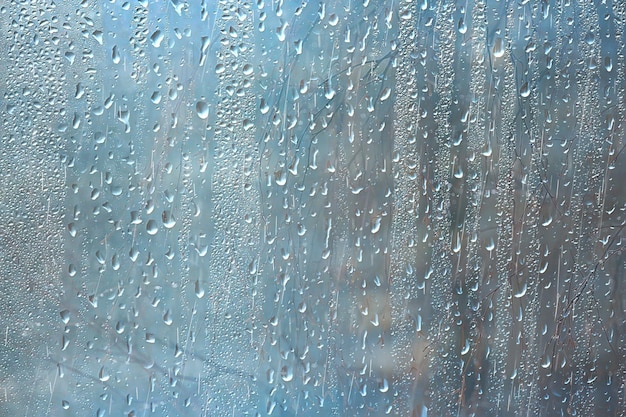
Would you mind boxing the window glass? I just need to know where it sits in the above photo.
[1,1,624,416]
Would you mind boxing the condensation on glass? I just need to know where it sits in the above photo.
[0,1,624,416]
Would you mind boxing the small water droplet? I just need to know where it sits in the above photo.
[379,378,389,393]
[162,210,176,228]
[520,82,530,98]
[604,56,613,72]
[67,222,77,237]
[163,309,172,325]
[99,366,110,382]
[195,280,205,298]
[461,339,471,355]
[111,254,120,270]
[274,170,287,186]
[60,310,70,324]
[514,281,527,298]
[196,101,209,119]
[112,45,121,64]
[276,21,288,42]
[371,217,382,234]
[150,30,164,47]
[379,87,391,102]
[493,37,505,58]
[458,17,467,34]
[146,220,158,235]
[281,365,294,382]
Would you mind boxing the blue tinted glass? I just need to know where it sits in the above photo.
[1,1,624,416]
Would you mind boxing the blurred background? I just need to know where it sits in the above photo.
[0,0,624,416]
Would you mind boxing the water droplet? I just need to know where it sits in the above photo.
[115,321,125,334]
[61,335,70,351]
[150,91,162,104]
[458,17,467,34]
[150,30,164,47]
[60,310,70,324]
[196,101,209,119]
[146,220,158,235]
[379,87,391,102]
[493,37,504,58]
[276,21,288,42]
[162,210,176,228]
[99,366,110,382]
[514,281,527,298]
[163,309,172,325]
[65,51,75,64]
[111,254,120,270]
[520,82,530,98]
[195,280,205,298]
[243,119,254,130]
[267,400,276,415]
[112,45,121,64]
[461,339,471,355]
[242,63,253,76]
[274,170,287,186]
[379,378,389,393]
[604,56,613,72]
[371,217,382,234]
[280,365,294,382]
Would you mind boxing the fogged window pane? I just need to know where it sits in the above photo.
[1,1,624,416]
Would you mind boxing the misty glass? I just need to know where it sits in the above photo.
[1,0,624,416]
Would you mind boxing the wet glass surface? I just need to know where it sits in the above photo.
[0,1,625,416]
